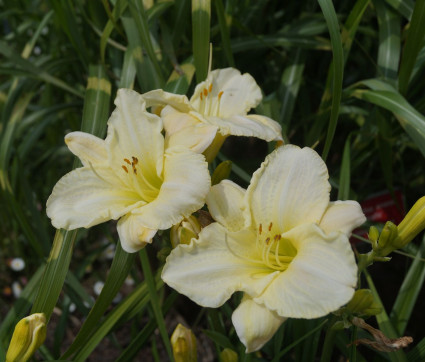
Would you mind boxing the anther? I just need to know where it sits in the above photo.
[265,237,270,245]
[203,88,208,96]
[218,91,224,99]
[132,156,138,165]
[124,158,131,165]
[259,224,262,235]
[268,222,273,231]
[208,83,213,92]
[122,165,128,173]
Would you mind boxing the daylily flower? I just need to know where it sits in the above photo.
[162,145,366,352]
[47,89,210,253]
[143,68,283,161]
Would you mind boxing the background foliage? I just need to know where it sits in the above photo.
[1,0,425,360]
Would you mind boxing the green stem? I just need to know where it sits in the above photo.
[320,318,339,362]
[139,249,173,361]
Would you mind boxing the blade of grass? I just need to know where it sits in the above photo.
[390,235,425,335]
[385,0,414,20]
[139,249,173,361]
[398,0,425,95]
[318,0,344,161]
[215,0,234,67]
[338,136,351,200]
[192,0,211,82]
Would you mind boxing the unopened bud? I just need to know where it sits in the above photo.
[171,324,197,362]
[220,348,238,362]
[346,289,381,317]
[368,226,379,250]
[6,313,46,362]
[211,160,232,186]
[170,216,201,248]
[396,196,425,249]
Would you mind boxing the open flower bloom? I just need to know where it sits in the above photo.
[47,89,210,253]
[162,145,366,352]
[143,68,283,161]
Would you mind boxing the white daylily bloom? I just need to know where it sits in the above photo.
[143,68,283,160]
[47,89,210,253]
[162,145,366,352]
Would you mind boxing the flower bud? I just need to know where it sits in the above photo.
[346,289,381,317]
[220,348,238,362]
[211,160,232,186]
[171,324,197,362]
[170,215,201,248]
[6,313,46,362]
[395,196,425,249]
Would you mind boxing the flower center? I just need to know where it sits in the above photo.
[121,156,162,202]
[256,222,297,271]
[197,82,224,117]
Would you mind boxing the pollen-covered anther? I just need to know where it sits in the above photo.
[218,91,223,99]
[203,88,208,97]
[259,223,262,235]
[122,165,129,173]
[208,83,213,92]
[268,222,273,231]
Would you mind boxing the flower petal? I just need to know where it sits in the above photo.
[65,132,108,167]
[320,201,366,236]
[46,167,143,230]
[232,295,286,353]
[162,223,279,308]
[106,89,165,178]
[203,114,282,141]
[206,180,247,231]
[190,68,262,117]
[254,223,357,318]
[132,147,210,229]
[142,89,192,113]
[246,145,331,233]
[161,105,201,135]
[117,214,157,253]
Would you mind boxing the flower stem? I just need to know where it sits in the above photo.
[320,318,339,362]
[139,249,173,361]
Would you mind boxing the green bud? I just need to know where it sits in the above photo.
[346,289,381,317]
[220,348,238,362]
[171,324,197,362]
[6,313,46,362]
[211,160,232,186]
[170,215,201,248]
[203,134,227,163]
[396,196,425,249]
[368,226,379,250]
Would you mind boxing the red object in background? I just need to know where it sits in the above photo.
[361,189,405,224]
[351,190,405,244]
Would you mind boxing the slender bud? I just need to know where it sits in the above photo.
[211,160,232,186]
[6,313,46,362]
[395,196,425,249]
[368,226,380,250]
[346,289,381,317]
[220,348,238,362]
[170,215,201,248]
[171,324,197,362]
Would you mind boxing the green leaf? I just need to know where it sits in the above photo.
[398,0,425,94]
[385,0,414,20]
[374,0,401,83]
[351,79,425,157]
[192,0,211,82]
[338,137,351,200]
[61,243,135,359]
[390,235,425,335]
[365,270,407,362]
[214,0,234,67]
[318,0,344,161]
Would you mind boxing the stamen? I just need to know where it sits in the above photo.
[268,222,273,231]
[208,83,213,92]
[200,93,203,101]
[218,91,223,99]
[203,88,208,96]
[124,158,131,165]
[132,156,138,165]
[259,223,262,235]
[122,165,128,173]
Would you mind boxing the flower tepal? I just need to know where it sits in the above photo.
[162,145,366,352]
[47,89,210,253]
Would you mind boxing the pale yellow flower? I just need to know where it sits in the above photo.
[162,145,365,352]
[143,68,283,160]
[47,89,210,253]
